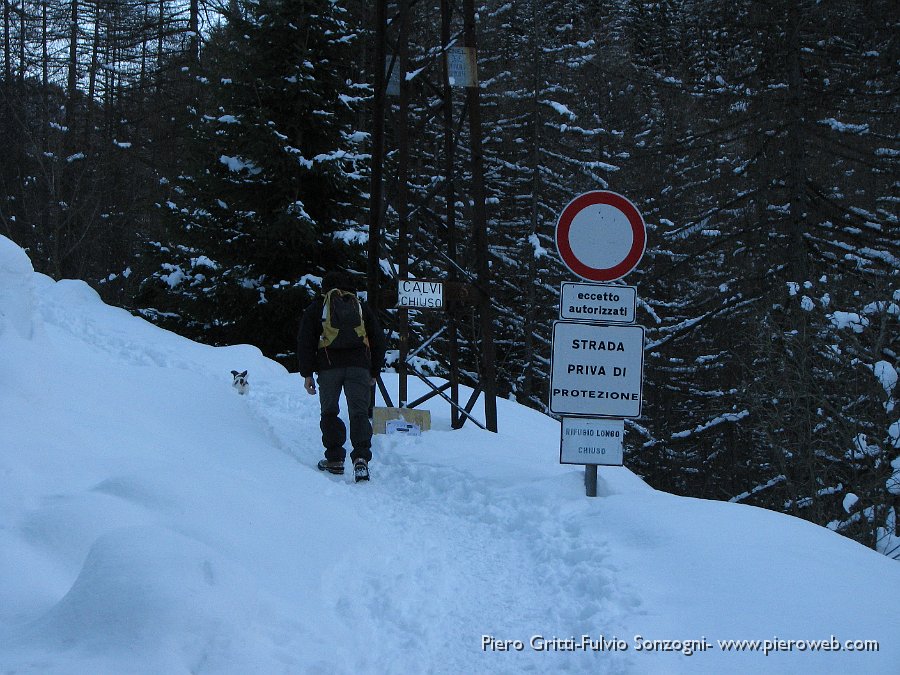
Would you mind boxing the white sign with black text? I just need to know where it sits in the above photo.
[550,321,645,418]
[385,419,422,436]
[560,417,624,465]
[559,282,636,323]
[446,47,477,87]
[397,280,444,310]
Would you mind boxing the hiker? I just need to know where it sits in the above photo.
[297,270,387,482]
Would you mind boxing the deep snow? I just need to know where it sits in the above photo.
[1,234,898,674]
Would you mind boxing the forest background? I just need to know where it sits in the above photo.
[1,0,897,557]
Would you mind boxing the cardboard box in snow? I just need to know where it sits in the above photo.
[373,407,431,435]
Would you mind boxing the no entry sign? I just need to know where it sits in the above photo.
[555,191,646,282]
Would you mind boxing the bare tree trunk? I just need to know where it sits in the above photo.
[139,0,149,96]
[157,0,164,68]
[189,0,199,63]
[86,1,101,143]
[785,2,808,284]
[396,0,410,407]
[41,0,48,88]
[3,0,10,82]
[17,0,24,81]
[66,0,79,128]
[784,2,817,515]
[102,4,115,138]
[521,0,541,405]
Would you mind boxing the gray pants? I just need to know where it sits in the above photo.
[317,367,372,463]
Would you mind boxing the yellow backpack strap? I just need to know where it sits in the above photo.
[319,288,339,348]
[353,297,368,341]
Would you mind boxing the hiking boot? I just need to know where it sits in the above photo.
[353,459,370,482]
[318,459,345,475]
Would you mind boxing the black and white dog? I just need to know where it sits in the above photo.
[231,370,249,395]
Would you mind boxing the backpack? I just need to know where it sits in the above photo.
[319,288,369,350]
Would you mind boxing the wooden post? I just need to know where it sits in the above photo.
[462,0,498,432]
[441,0,461,428]
[397,0,411,409]
[367,0,386,311]
[367,0,387,415]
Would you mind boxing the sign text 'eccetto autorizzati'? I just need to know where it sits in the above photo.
[559,282,637,323]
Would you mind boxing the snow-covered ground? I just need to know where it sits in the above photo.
[1,234,898,674]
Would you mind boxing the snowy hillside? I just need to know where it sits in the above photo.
[1,234,898,674]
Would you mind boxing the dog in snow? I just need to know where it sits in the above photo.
[231,370,249,395]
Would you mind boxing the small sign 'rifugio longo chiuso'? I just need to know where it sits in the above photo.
[560,417,624,466]
[397,279,444,309]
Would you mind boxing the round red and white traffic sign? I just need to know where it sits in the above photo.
[555,190,646,282]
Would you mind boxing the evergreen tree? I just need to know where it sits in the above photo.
[618,0,899,555]
[479,0,626,409]
[136,0,369,361]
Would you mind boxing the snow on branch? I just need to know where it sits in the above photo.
[219,155,262,175]
[542,100,576,121]
[671,410,749,440]
[818,118,870,134]
[729,475,786,503]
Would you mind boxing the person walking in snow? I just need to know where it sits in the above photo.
[297,270,386,482]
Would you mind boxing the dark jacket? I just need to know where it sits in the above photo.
[297,294,387,378]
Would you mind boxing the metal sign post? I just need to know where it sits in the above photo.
[369,0,497,433]
[550,319,644,497]
[552,190,648,497]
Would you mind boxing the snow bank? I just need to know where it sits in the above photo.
[0,235,38,339]
[17,527,270,673]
